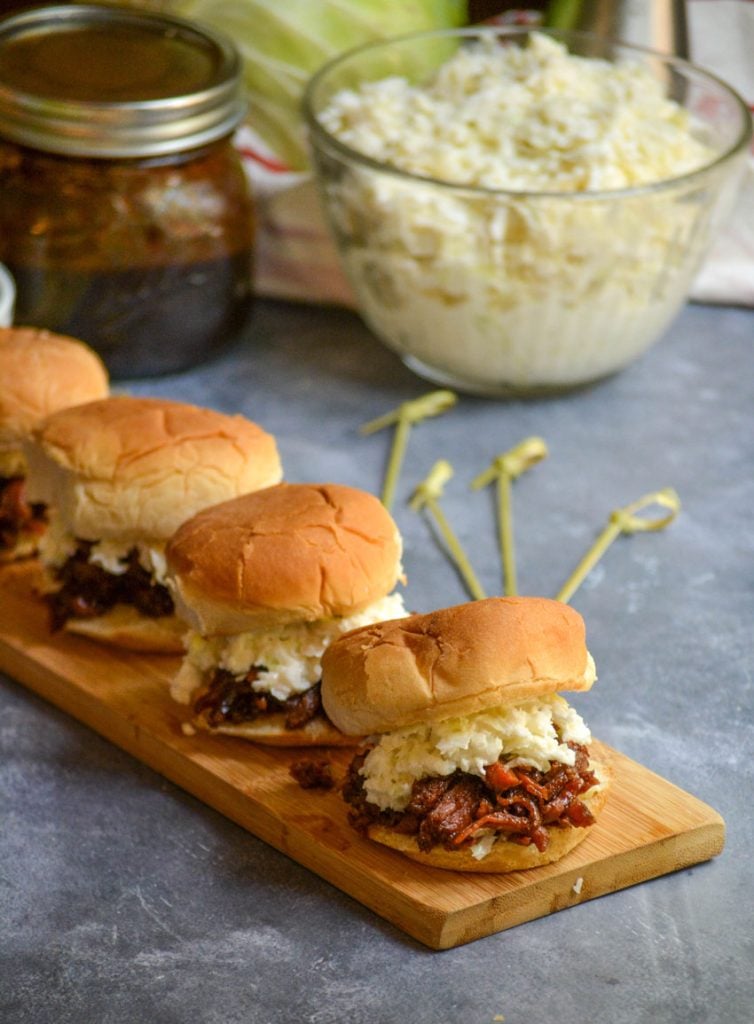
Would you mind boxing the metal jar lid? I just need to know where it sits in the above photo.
[0,4,246,158]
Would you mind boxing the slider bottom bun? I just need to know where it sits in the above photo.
[63,605,185,654]
[188,711,359,747]
[367,759,611,874]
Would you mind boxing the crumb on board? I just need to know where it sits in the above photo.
[572,876,584,895]
[289,758,335,790]
[493,1015,505,1022]
[181,722,196,737]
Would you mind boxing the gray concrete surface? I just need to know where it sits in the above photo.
[2,299,752,1023]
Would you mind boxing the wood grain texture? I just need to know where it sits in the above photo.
[0,563,725,949]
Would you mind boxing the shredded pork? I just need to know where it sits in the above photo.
[47,541,174,630]
[344,742,597,853]
[193,669,326,732]
[0,476,46,552]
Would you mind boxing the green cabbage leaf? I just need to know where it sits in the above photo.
[173,0,468,168]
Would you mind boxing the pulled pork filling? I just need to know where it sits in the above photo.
[344,742,597,853]
[0,476,47,551]
[193,668,326,731]
[47,541,174,631]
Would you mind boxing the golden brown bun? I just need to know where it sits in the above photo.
[188,711,359,747]
[24,396,282,543]
[62,605,186,654]
[166,483,403,633]
[0,327,108,451]
[368,758,611,873]
[321,597,596,736]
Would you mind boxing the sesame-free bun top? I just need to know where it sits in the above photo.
[166,483,403,634]
[0,327,109,451]
[24,396,282,542]
[321,597,596,736]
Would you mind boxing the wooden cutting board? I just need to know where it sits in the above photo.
[0,563,725,950]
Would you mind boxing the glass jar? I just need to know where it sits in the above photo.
[0,4,256,377]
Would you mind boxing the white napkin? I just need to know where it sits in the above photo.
[688,0,754,305]
[690,162,754,305]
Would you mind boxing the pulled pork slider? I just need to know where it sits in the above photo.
[0,327,108,562]
[165,482,408,745]
[24,395,282,653]
[321,597,610,872]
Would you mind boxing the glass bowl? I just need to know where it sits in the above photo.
[304,27,752,397]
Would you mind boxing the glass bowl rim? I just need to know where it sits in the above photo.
[303,24,753,203]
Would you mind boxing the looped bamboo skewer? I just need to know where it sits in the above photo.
[360,390,457,511]
[410,460,487,602]
[471,436,549,596]
[555,487,681,604]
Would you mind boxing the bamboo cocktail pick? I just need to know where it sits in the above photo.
[410,459,487,602]
[555,487,681,604]
[471,436,549,596]
[360,390,457,512]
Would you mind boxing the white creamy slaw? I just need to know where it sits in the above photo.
[39,515,169,585]
[319,33,720,389]
[171,592,408,704]
[321,34,710,192]
[359,694,591,813]
[0,448,26,477]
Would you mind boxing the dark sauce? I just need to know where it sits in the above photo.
[7,253,253,377]
[0,138,255,377]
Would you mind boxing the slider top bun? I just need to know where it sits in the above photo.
[166,482,403,634]
[25,395,282,543]
[0,327,109,454]
[321,597,596,737]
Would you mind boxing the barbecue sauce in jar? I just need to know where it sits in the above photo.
[0,5,255,377]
